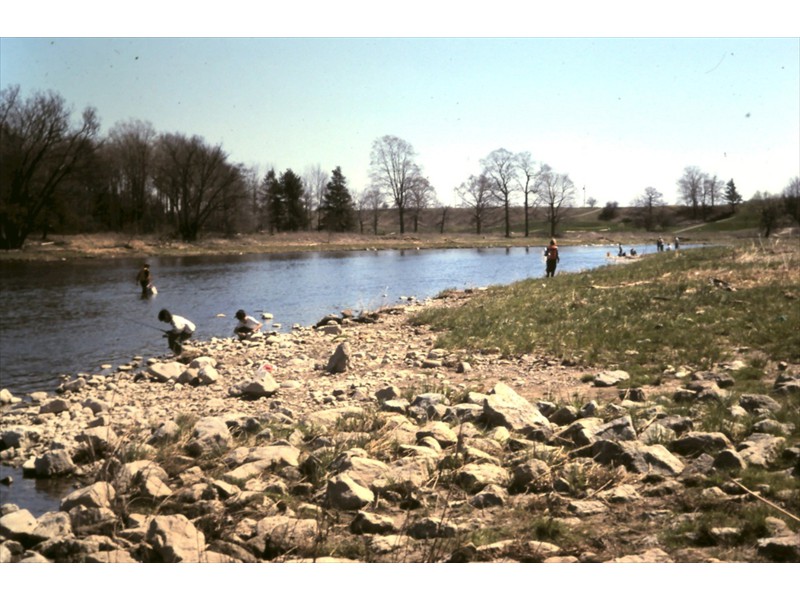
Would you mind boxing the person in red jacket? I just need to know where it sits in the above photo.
[544,239,560,277]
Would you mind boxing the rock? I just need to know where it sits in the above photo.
[509,458,551,493]
[375,385,402,401]
[737,433,785,467]
[0,509,38,545]
[59,377,87,393]
[609,548,673,563]
[483,382,550,437]
[251,516,318,558]
[593,370,630,387]
[238,371,280,398]
[146,514,207,562]
[773,373,800,396]
[568,500,607,516]
[39,398,71,415]
[594,415,638,442]
[416,421,458,447]
[330,453,390,489]
[304,406,365,431]
[598,484,641,503]
[326,342,351,373]
[77,426,118,455]
[185,416,232,457]
[549,405,579,426]
[469,483,508,508]
[407,517,458,539]
[670,432,733,457]
[739,394,782,415]
[455,463,510,493]
[712,449,747,472]
[147,361,185,382]
[34,449,76,477]
[318,323,342,335]
[350,511,396,535]
[756,534,800,562]
[60,482,115,511]
[147,421,180,445]
[326,474,375,510]
[30,511,73,543]
[1,426,40,450]
[591,440,684,476]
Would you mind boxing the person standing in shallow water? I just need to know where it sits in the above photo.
[158,309,196,355]
[136,263,153,298]
[544,238,560,278]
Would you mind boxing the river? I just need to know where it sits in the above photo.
[0,243,658,395]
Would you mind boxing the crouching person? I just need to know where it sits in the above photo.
[234,309,262,340]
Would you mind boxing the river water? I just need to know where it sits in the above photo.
[0,244,661,396]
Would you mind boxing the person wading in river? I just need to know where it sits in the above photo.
[158,309,196,355]
[136,263,156,298]
[544,239,560,278]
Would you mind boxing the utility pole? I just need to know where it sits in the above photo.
[583,186,586,207]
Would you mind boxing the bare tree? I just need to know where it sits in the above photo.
[357,187,385,235]
[456,173,497,235]
[303,164,328,231]
[0,85,100,249]
[783,176,800,226]
[481,148,517,238]
[105,118,157,233]
[633,186,665,231]
[407,173,436,233]
[153,132,244,242]
[515,151,538,237]
[369,135,418,234]
[702,174,724,219]
[677,165,705,219]
[536,165,575,238]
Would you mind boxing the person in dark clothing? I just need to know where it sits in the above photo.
[136,263,153,298]
[544,239,560,277]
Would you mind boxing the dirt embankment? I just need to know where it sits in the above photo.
[0,230,729,262]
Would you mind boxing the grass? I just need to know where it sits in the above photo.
[412,241,800,381]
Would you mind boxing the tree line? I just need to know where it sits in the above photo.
[2,86,798,250]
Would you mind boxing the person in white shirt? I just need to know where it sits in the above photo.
[234,309,262,340]
[158,309,196,354]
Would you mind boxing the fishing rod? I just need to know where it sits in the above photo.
[121,316,171,334]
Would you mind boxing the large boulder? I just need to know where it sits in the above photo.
[326,342,351,373]
[60,482,116,512]
[146,514,207,562]
[34,449,76,478]
[147,361,185,382]
[482,383,550,436]
[185,417,232,457]
[326,474,375,510]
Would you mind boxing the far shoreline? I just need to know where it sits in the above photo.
[0,229,742,263]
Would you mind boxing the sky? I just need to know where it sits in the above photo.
[1,5,798,210]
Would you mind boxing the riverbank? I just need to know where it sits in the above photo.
[1,259,798,562]
[0,229,739,262]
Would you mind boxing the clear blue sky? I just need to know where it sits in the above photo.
[2,7,798,207]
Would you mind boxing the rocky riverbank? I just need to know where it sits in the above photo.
[1,290,798,563]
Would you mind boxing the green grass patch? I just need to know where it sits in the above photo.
[412,242,800,379]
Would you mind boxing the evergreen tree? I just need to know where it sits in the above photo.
[320,166,355,232]
[724,178,743,214]
[280,169,307,231]
[260,169,283,233]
